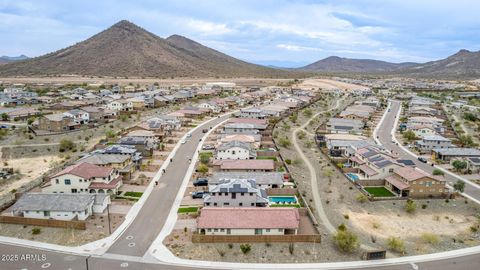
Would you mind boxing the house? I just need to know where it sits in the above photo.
[107,99,133,111]
[198,101,221,113]
[223,123,260,135]
[203,179,268,207]
[409,125,438,138]
[94,145,142,164]
[348,147,401,180]
[216,141,257,160]
[415,135,452,154]
[42,162,123,195]
[385,167,446,198]
[63,109,90,125]
[80,106,115,122]
[238,108,267,119]
[326,118,364,135]
[8,193,110,221]
[219,134,260,149]
[209,172,285,189]
[127,97,146,110]
[214,159,275,172]
[228,117,267,128]
[75,153,135,180]
[117,136,152,156]
[409,106,438,117]
[37,113,73,132]
[432,148,480,162]
[197,207,300,235]
[0,107,41,121]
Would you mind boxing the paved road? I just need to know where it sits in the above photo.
[106,114,231,256]
[1,243,480,270]
[376,100,480,202]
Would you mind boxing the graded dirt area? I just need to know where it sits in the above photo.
[298,78,369,91]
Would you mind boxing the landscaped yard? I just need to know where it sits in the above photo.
[124,191,144,198]
[177,206,199,213]
[364,187,395,197]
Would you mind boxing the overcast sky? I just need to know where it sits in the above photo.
[1,0,479,67]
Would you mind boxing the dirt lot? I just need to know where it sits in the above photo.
[298,79,369,92]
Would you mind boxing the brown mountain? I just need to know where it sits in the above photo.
[0,20,288,78]
[299,56,416,73]
[397,49,480,78]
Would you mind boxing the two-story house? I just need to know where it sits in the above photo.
[385,167,446,198]
[415,135,452,154]
[42,162,122,195]
[203,179,268,207]
[216,140,257,160]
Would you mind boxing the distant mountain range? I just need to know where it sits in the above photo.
[298,56,417,73]
[0,20,291,78]
[298,50,480,79]
[0,20,479,79]
[0,55,29,65]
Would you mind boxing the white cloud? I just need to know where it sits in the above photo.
[184,19,232,35]
[277,44,323,52]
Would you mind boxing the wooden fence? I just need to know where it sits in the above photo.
[266,188,298,196]
[192,233,321,243]
[0,216,86,230]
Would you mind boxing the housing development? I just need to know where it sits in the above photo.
[1,2,480,270]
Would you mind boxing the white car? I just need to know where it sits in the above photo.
[180,139,187,144]
[186,133,192,138]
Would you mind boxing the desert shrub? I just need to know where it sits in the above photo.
[332,224,359,253]
[404,199,417,214]
[421,233,440,245]
[240,243,251,254]
[356,194,368,203]
[31,228,41,235]
[387,237,406,254]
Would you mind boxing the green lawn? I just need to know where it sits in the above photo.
[177,206,199,213]
[256,156,278,161]
[124,191,144,198]
[270,204,301,208]
[364,187,395,197]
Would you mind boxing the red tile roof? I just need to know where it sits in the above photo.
[385,175,410,190]
[197,207,300,229]
[219,160,274,170]
[394,167,431,182]
[89,176,122,189]
[51,162,113,179]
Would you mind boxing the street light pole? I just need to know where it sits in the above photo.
[107,204,111,235]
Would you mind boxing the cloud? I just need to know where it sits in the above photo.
[184,19,232,35]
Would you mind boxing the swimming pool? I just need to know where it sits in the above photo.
[346,173,359,181]
[268,196,298,204]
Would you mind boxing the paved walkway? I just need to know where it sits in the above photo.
[291,98,343,234]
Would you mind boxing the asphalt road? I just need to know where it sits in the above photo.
[376,100,480,201]
[106,113,231,256]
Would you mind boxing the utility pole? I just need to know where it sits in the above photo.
[85,256,90,270]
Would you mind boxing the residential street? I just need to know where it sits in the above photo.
[376,100,480,203]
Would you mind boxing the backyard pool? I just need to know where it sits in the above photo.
[268,196,298,204]
[346,173,359,181]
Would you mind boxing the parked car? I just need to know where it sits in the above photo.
[186,133,192,138]
[202,144,215,150]
[417,157,428,163]
[180,139,187,144]
[191,191,208,199]
[193,178,208,186]
[202,129,208,133]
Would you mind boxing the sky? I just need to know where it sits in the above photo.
[1,0,480,67]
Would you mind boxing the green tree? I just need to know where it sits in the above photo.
[240,243,251,254]
[303,108,313,117]
[404,198,417,214]
[197,164,209,174]
[402,130,416,141]
[59,139,75,152]
[452,160,468,172]
[453,180,465,193]
[458,135,476,147]
[1,113,8,121]
[199,153,211,164]
[463,112,478,122]
[332,224,359,253]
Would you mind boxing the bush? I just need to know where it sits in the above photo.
[404,199,417,214]
[31,228,41,235]
[356,194,368,203]
[387,237,406,254]
[453,180,466,193]
[421,233,440,245]
[432,169,444,176]
[197,164,209,174]
[285,159,292,165]
[278,137,291,148]
[59,139,75,152]
[332,224,359,253]
[240,243,251,254]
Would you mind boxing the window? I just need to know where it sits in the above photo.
[251,203,254,206]
[64,179,71,185]
[207,229,211,232]
[220,229,225,232]
[43,211,49,217]
[266,229,270,232]
[55,179,59,184]
[227,229,231,235]
[223,202,229,206]
[241,193,244,196]
[239,203,243,206]
[71,189,78,193]
[214,229,218,232]
[214,203,217,206]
